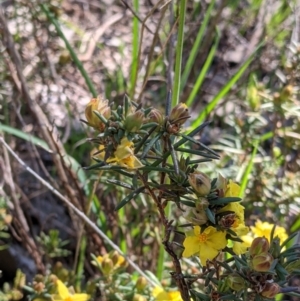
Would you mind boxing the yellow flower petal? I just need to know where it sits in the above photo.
[152,287,182,301]
[225,181,240,197]
[182,236,200,257]
[206,230,227,250]
[218,202,245,221]
[232,239,251,255]
[71,294,90,301]
[118,155,144,169]
[114,138,134,160]
[251,220,288,244]
[199,244,219,265]
[152,287,164,297]
[56,280,70,299]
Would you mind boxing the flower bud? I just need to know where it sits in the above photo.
[195,198,209,211]
[188,172,211,196]
[133,294,147,301]
[249,237,270,257]
[85,96,111,131]
[169,103,190,126]
[261,282,280,299]
[124,110,145,132]
[227,273,247,291]
[136,277,147,292]
[33,281,45,293]
[34,274,45,283]
[49,274,58,284]
[109,250,120,265]
[219,213,236,229]
[183,206,208,225]
[148,108,164,125]
[280,85,293,100]
[101,258,114,275]
[252,252,274,272]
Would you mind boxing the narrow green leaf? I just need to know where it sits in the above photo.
[129,0,139,98]
[179,133,220,157]
[115,187,145,211]
[239,140,259,198]
[172,0,187,106]
[106,179,133,190]
[205,208,215,224]
[40,4,97,97]
[176,147,219,159]
[186,31,220,107]
[181,0,216,92]
[209,197,241,205]
[191,44,263,129]
[141,133,162,158]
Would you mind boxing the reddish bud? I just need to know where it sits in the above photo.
[169,103,190,126]
[148,108,164,125]
[252,253,274,272]
[249,237,270,257]
[261,283,280,299]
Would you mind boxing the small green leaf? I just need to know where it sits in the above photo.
[115,186,145,211]
[205,208,215,224]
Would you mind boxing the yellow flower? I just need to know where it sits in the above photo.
[217,202,245,223]
[93,138,144,169]
[107,138,144,169]
[251,220,288,245]
[152,287,183,301]
[182,226,227,266]
[225,181,240,197]
[53,279,90,301]
[217,203,249,255]
[85,96,111,131]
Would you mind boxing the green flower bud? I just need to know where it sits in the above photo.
[136,277,148,292]
[280,85,293,101]
[101,258,114,275]
[252,252,274,272]
[109,250,120,265]
[148,108,164,125]
[261,283,280,299]
[169,103,190,125]
[124,110,145,132]
[227,273,247,291]
[249,237,270,257]
[188,172,211,196]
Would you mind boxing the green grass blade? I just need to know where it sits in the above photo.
[40,4,97,97]
[130,0,139,99]
[172,0,187,107]
[156,206,171,281]
[239,140,259,198]
[191,45,263,129]
[186,31,220,107]
[180,0,216,92]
